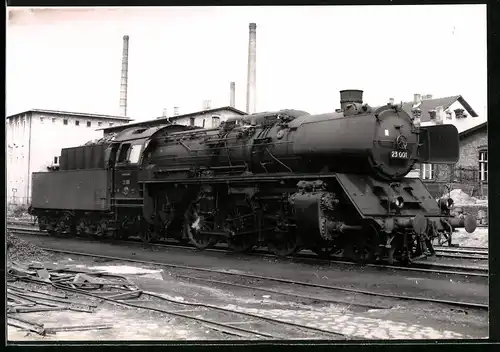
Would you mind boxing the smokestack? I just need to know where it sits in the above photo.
[340,89,363,111]
[119,35,130,117]
[173,107,180,116]
[229,82,236,108]
[246,23,257,114]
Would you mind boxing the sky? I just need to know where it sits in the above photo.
[6,5,487,123]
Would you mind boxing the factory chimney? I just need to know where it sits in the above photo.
[173,107,180,116]
[229,82,236,108]
[340,89,363,111]
[246,23,257,114]
[119,35,130,117]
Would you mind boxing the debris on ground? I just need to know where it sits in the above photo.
[7,260,142,337]
[448,189,488,206]
[7,232,53,263]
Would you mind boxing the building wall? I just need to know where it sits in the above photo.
[6,113,31,204]
[457,129,488,168]
[173,110,243,129]
[6,111,129,204]
[416,128,488,198]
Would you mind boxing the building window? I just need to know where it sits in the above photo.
[190,117,195,126]
[98,121,102,126]
[53,156,59,164]
[87,121,91,127]
[63,119,68,125]
[40,116,44,123]
[479,150,488,182]
[454,108,465,119]
[75,120,80,126]
[212,116,221,128]
[422,163,434,180]
[109,122,114,126]
[52,118,56,123]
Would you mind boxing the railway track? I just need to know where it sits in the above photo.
[433,248,488,261]
[8,225,488,278]
[8,270,347,340]
[8,226,488,312]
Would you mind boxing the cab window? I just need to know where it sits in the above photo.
[128,144,142,164]
[117,144,131,163]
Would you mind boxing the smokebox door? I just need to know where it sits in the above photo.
[417,124,459,164]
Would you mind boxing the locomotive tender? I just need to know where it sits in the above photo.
[29,90,477,264]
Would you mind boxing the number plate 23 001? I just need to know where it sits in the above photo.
[390,150,409,159]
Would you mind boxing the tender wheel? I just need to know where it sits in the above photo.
[76,218,91,237]
[184,204,218,250]
[267,232,300,257]
[92,219,109,239]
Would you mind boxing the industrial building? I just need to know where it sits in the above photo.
[6,109,132,204]
[101,105,247,136]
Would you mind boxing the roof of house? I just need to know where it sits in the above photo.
[6,109,134,121]
[401,95,478,122]
[99,106,247,132]
[459,121,487,139]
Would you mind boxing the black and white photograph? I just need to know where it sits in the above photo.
[6,5,489,342]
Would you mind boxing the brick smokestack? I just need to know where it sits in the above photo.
[246,23,257,114]
[119,35,130,117]
[229,82,236,108]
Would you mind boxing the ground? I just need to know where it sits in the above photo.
[452,228,488,248]
[6,233,489,342]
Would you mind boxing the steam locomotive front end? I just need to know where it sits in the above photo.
[290,90,477,263]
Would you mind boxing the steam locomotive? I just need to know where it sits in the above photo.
[29,90,477,264]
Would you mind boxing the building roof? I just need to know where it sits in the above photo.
[459,121,487,139]
[163,106,247,121]
[401,95,478,122]
[6,109,134,121]
[99,106,247,133]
